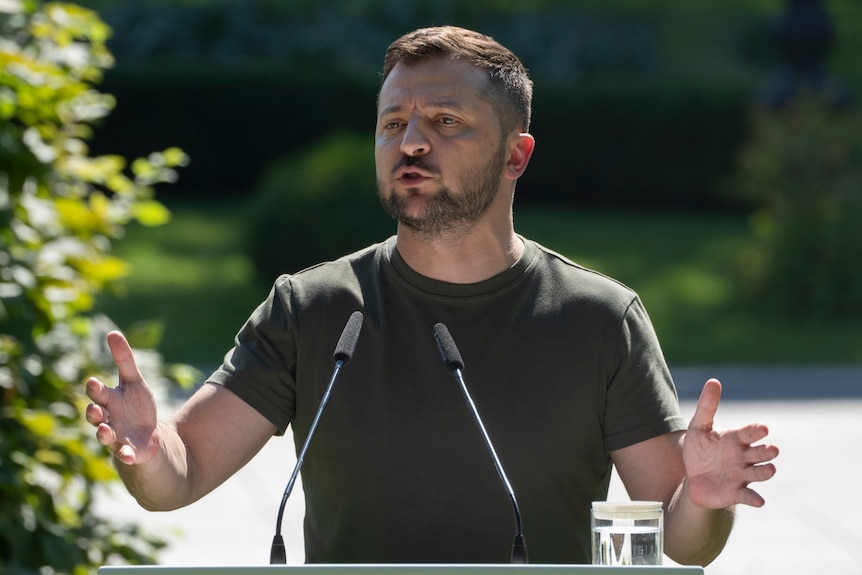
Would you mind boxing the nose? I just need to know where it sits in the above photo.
[399,121,430,157]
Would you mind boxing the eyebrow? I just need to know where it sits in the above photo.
[377,99,471,118]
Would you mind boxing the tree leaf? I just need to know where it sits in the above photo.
[133,200,171,227]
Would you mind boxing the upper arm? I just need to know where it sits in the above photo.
[170,383,279,503]
[610,430,686,505]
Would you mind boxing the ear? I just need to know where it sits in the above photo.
[504,132,535,180]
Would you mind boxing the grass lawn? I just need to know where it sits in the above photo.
[96,200,267,369]
[516,207,862,365]
[98,199,862,368]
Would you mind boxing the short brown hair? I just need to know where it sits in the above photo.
[381,26,533,133]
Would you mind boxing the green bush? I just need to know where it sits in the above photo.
[245,132,393,283]
[732,94,862,317]
[523,79,752,208]
[80,0,799,209]
[94,71,377,194]
[1,2,190,573]
[93,70,755,209]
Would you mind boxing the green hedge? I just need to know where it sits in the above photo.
[95,70,377,194]
[523,80,752,208]
[93,70,755,209]
[82,0,860,208]
[731,94,862,317]
[245,132,393,282]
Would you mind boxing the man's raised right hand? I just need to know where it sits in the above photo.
[85,331,160,466]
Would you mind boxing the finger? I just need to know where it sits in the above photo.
[86,377,109,403]
[745,443,780,465]
[116,444,137,466]
[106,330,145,386]
[96,423,139,466]
[85,402,110,426]
[744,462,778,484]
[735,422,771,445]
[688,378,722,431]
[95,422,116,446]
[737,487,766,508]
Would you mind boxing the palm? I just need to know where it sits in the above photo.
[86,331,161,465]
[684,426,746,507]
[107,370,160,463]
[683,379,778,509]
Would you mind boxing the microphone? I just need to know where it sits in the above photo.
[432,323,528,564]
[269,311,364,564]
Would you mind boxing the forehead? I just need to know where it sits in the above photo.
[377,58,490,115]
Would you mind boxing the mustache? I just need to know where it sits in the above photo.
[391,155,439,177]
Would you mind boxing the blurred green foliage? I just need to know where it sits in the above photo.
[733,93,862,317]
[96,200,261,368]
[67,0,862,208]
[515,207,862,364]
[246,132,393,281]
[107,200,862,366]
[1,1,191,572]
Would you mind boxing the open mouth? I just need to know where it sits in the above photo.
[396,166,435,182]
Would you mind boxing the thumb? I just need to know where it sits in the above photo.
[689,378,722,431]
[106,331,145,386]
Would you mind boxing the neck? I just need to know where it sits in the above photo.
[395,222,524,284]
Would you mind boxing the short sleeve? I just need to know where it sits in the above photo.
[207,276,297,434]
[602,296,687,452]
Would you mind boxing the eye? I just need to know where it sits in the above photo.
[377,118,404,132]
[438,116,458,126]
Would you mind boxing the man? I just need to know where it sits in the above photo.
[85,26,778,566]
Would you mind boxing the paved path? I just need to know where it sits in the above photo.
[96,366,862,574]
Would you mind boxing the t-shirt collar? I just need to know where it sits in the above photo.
[386,236,537,298]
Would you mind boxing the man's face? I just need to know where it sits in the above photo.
[375,57,509,237]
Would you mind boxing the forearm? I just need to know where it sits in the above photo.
[664,478,735,566]
[115,420,195,512]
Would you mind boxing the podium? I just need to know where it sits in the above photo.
[99,565,704,575]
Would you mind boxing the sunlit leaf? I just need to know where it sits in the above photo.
[162,146,189,167]
[169,363,202,390]
[75,254,128,284]
[55,196,95,230]
[130,157,158,181]
[83,454,117,482]
[35,448,66,466]
[19,409,55,437]
[105,172,134,194]
[0,86,16,119]
[133,200,171,226]
[2,3,189,571]
[125,319,165,349]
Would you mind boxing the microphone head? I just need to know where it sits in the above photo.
[433,322,464,372]
[333,311,363,363]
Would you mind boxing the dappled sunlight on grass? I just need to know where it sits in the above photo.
[516,205,862,365]
[97,200,268,367]
[638,264,734,325]
[98,201,862,366]
[114,202,258,294]
[120,249,255,292]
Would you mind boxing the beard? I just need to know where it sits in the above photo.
[377,144,508,238]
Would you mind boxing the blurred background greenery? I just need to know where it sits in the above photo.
[78,0,862,367]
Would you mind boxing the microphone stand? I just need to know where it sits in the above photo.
[270,311,363,564]
[433,323,529,564]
